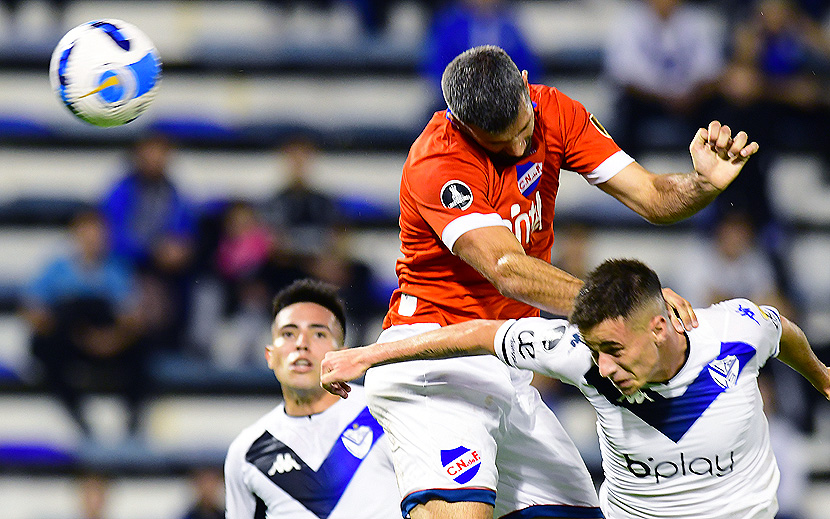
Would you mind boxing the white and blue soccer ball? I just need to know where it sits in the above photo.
[49,19,161,127]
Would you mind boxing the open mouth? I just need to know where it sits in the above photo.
[290,358,313,372]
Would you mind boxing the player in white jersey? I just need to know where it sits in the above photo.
[225,279,400,519]
[321,259,830,519]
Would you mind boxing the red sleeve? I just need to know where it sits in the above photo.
[403,125,507,250]
[534,85,629,182]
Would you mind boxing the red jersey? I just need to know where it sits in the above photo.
[384,84,633,327]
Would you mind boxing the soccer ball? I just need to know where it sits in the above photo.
[49,19,162,127]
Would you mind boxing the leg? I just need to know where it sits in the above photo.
[363,326,506,513]
[410,500,493,519]
[493,372,602,518]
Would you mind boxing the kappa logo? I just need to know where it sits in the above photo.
[708,355,739,389]
[440,445,481,484]
[341,424,374,460]
[440,180,473,210]
[268,452,302,475]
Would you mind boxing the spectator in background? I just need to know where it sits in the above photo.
[210,201,282,367]
[181,466,224,519]
[258,135,385,344]
[679,209,779,307]
[710,0,830,299]
[718,0,830,155]
[305,230,385,346]
[101,133,197,352]
[259,135,343,262]
[604,0,725,157]
[421,0,541,111]
[20,208,146,437]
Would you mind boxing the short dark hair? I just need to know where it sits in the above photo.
[272,279,347,342]
[570,259,664,332]
[441,45,529,135]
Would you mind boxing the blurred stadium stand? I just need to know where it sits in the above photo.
[0,1,829,518]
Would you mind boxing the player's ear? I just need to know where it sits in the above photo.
[650,315,669,341]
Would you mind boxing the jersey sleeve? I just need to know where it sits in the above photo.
[549,88,634,185]
[405,153,507,252]
[224,434,257,519]
[723,299,783,365]
[757,304,783,361]
[493,317,594,386]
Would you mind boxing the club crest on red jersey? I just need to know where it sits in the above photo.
[516,161,542,198]
[590,114,612,139]
[440,445,481,484]
[440,180,473,211]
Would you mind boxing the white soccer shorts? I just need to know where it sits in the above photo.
[364,323,602,518]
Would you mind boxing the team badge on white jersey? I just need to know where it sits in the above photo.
[708,355,739,389]
[342,424,374,459]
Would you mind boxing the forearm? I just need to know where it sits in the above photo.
[776,317,830,400]
[490,253,583,316]
[361,320,504,368]
[640,171,721,225]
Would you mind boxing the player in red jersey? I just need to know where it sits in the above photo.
[366,46,758,519]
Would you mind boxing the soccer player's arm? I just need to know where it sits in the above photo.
[224,437,258,518]
[454,226,583,317]
[454,228,696,329]
[321,320,506,398]
[596,121,759,225]
[775,315,830,401]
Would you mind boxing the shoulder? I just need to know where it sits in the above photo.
[331,384,371,417]
[226,406,282,460]
[529,83,580,113]
[407,113,487,174]
[697,299,783,351]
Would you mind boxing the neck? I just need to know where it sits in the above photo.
[282,387,341,417]
[659,328,690,382]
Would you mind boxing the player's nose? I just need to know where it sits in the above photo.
[507,138,526,157]
[295,331,310,350]
[597,354,617,378]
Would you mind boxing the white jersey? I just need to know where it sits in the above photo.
[224,385,401,519]
[494,299,783,519]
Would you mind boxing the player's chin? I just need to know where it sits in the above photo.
[615,380,639,395]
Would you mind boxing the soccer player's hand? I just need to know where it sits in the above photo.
[662,287,697,332]
[321,348,370,399]
[689,120,759,191]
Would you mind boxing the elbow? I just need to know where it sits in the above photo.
[636,204,686,225]
[643,213,677,226]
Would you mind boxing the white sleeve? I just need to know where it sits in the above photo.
[721,299,783,365]
[224,435,257,519]
[758,304,783,360]
[493,317,593,386]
